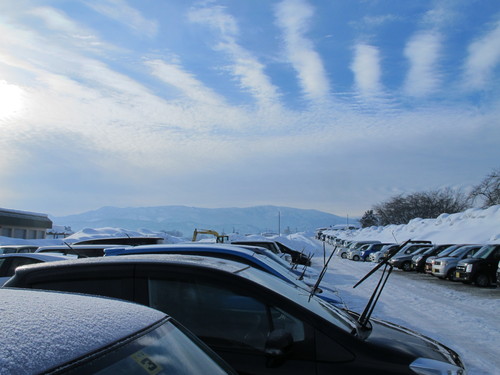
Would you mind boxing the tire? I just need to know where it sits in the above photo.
[446,269,456,281]
[475,273,490,287]
[402,262,411,272]
[341,252,347,259]
[353,255,360,261]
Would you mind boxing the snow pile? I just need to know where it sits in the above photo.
[324,205,500,244]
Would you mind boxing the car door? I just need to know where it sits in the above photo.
[135,264,316,375]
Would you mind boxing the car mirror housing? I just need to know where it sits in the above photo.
[264,329,293,367]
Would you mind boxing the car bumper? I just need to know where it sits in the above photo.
[454,270,472,281]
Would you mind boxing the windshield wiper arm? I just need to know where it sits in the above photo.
[308,245,337,301]
[354,239,411,329]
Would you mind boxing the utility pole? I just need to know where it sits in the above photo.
[278,210,281,236]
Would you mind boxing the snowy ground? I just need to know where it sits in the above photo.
[308,241,499,375]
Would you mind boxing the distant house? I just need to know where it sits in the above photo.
[0,208,52,240]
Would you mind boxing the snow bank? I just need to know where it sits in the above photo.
[325,205,500,244]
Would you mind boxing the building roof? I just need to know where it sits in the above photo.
[0,208,52,229]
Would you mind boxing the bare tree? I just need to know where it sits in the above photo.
[468,168,500,208]
[359,209,379,228]
[373,188,470,226]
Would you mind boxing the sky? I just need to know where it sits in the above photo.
[1,0,499,218]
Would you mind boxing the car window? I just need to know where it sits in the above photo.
[148,277,307,353]
[5,257,42,277]
[68,319,234,375]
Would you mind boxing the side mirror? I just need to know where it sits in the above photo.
[264,329,293,367]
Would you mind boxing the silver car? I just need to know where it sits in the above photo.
[431,245,482,280]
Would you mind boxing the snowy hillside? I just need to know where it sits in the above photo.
[51,205,352,235]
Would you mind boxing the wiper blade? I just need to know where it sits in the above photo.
[354,239,412,329]
[308,245,336,301]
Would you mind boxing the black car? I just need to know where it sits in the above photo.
[455,244,500,287]
[5,254,466,375]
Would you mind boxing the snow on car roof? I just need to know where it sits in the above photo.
[0,252,75,261]
[0,288,166,374]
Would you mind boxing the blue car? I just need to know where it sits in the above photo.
[104,243,341,306]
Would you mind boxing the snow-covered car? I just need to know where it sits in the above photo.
[431,245,482,280]
[35,244,125,258]
[0,288,236,375]
[103,243,339,305]
[0,252,75,286]
[5,254,467,375]
[0,245,38,254]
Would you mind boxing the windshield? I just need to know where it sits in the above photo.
[448,246,472,257]
[472,245,497,259]
[436,245,459,257]
[68,318,233,375]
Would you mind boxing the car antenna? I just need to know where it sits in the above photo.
[353,239,411,329]
[308,245,337,301]
[62,241,74,255]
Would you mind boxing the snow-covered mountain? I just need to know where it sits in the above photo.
[52,205,353,236]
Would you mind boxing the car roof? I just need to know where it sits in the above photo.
[0,288,166,374]
[6,254,356,332]
[0,252,75,261]
[231,239,276,244]
[103,243,305,287]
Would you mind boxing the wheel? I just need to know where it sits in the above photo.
[402,262,412,272]
[475,273,490,287]
[341,252,347,259]
[353,255,360,261]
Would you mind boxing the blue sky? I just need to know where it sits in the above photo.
[0,0,499,218]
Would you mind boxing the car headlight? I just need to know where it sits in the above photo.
[410,358,466,375]
[466,264,473,273]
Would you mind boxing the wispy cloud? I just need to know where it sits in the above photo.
[463,18,500,91]
[188,4,281,107]
[83,0,158,38]
[403,31,442,97]
[145,58,225,106]
[274,0,330,101]
[351,43,383,96]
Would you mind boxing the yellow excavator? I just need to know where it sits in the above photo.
[192,229,229,243]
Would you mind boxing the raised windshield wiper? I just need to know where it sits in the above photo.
[308,244,337,301]
[353,239,411,329]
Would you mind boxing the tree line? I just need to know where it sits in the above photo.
[359,168,500,228]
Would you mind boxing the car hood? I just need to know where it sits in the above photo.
[366,318,463,367]
[457,258,483,266]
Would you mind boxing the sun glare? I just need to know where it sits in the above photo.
[0,80,25,120]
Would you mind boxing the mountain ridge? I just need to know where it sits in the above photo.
[52,205,355,236]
